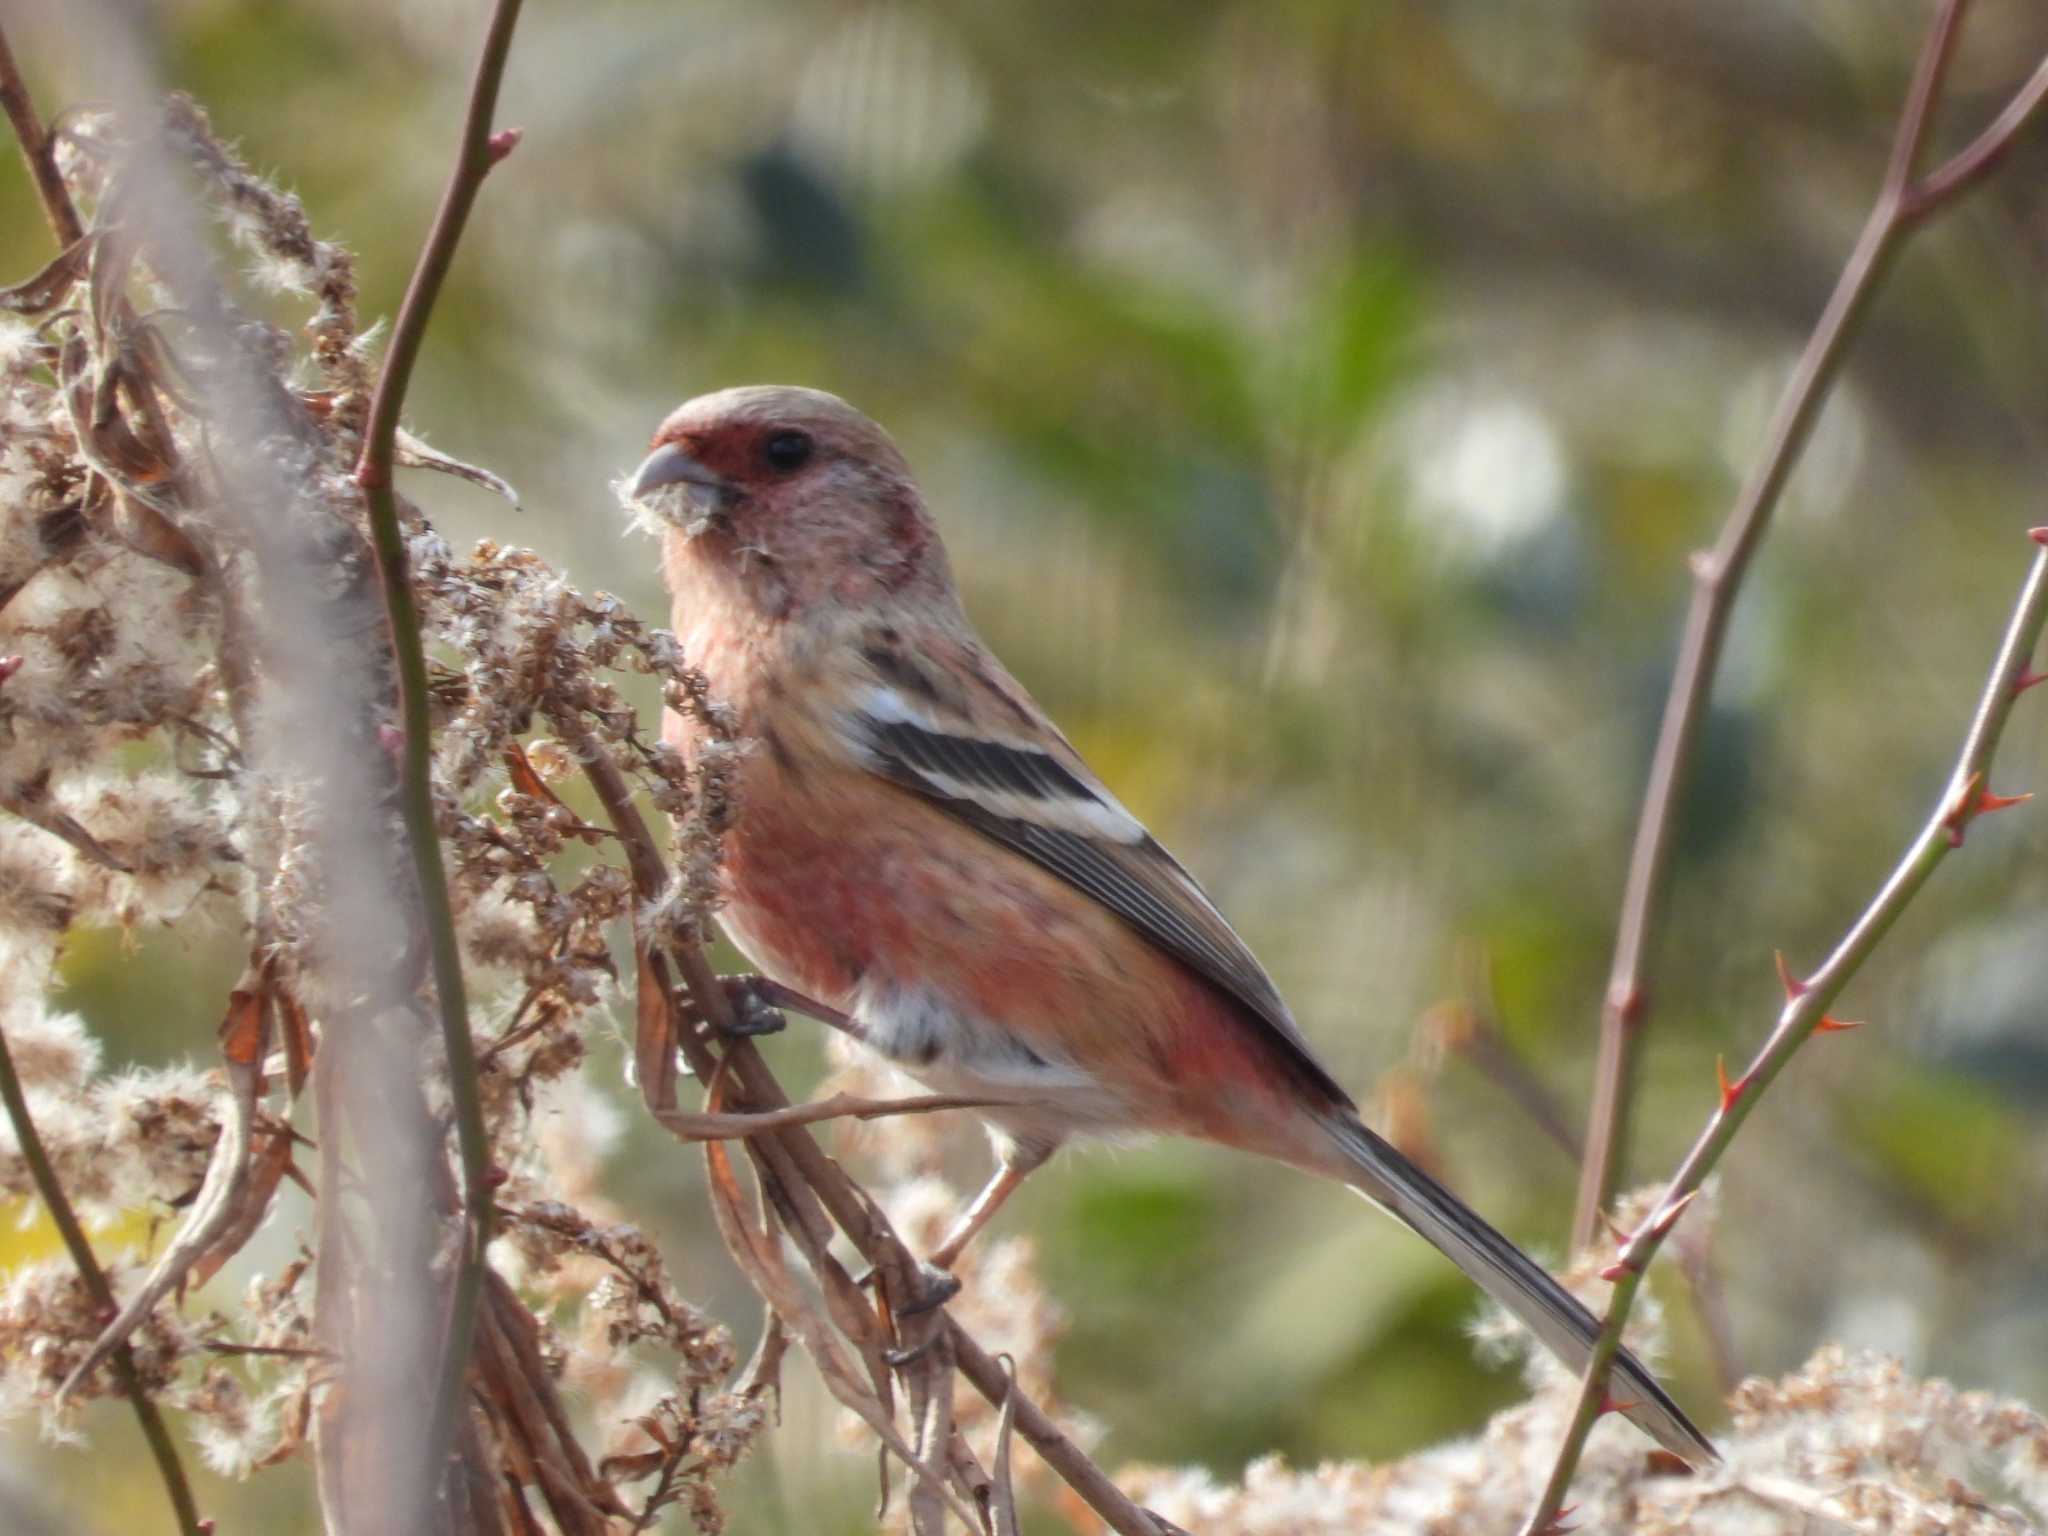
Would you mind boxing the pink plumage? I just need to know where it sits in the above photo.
[630,384,1714,1464]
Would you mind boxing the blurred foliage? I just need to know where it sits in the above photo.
[6,0,2048,1529]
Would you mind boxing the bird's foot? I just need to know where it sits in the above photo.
[879,1260,961,1368]
[883,1334,942,1369]
[714,975,788,1038]
[894,1260,962,1317]
[856,1257,962,1318]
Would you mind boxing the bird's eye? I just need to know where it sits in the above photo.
[761,430,814,473]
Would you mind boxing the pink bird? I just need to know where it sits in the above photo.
[630,384,1714,1464]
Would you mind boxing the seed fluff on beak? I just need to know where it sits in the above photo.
[621,439,738,540]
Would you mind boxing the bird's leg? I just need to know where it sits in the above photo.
[870,1141,1056,1324]
[927,1139,1056,1273]
[714,974,868,1041]
[712,975,787,1038]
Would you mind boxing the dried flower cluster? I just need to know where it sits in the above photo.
[1122,1192,2048,1534]
[0,93,770,1529]
[1120,1341,2048,1535]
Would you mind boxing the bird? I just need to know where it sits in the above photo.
[627,383,1715,1463]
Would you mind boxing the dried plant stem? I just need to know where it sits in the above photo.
[565,724,1172,1536]
[656,1089,1027,1140]
[351,0,525,1491]
[1,28,203,1534]
[1525,537,2048,1535]
[0,1026,205,1535]
[1571,0,2048,1244]
[0,20,85,247]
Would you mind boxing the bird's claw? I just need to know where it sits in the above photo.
[715,975,787,1038]
[855,1258,961,1318]
[884,1335,941,1369]
[894,1261,962,1317]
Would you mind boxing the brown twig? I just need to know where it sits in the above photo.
[350,0,525,1483]
[58,961,276,1402]
[655,1089,1025,1141]
[1902,53,2048,221]
[1571,0,2048,1245]
[988,1355,1022,1536]
[1414,952,1580,1163]
[566,717,1172,1536]
[0,1022,206,1535]
[1525,533,2048,1534]
[701,1128,984,1530]
[0,19,85,248]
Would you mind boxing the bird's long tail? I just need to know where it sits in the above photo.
[1318,1111,1716,1463]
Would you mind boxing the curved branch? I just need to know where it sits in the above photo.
[1570,0,2048,1244]
[0,1025,205,1534]
[654,1089,1026,1141]
[0,19,85,247]
[349,0,526,1489]
[1530,536,2048,1534]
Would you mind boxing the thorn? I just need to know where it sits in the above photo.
[1599,1257,1637,1281]
[487,127,524,165]
[1648,1187,1701,1239]
[1610,984,1646,1027]
[1946,778,2034,844]
[2030,526,2048,546]
[1773,949,1809,1000]
[2015,669,2048,696]
[1598,1209,1630,1246]
[1601,1395,1641,1417]
[1716,1055,1746,1114]
[1777,952,1862,1032]
[1942,771,1983,847]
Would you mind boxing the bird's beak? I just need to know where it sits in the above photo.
[629,441,735,527]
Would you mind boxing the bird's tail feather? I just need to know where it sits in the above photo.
[1319,1111,1716,1464]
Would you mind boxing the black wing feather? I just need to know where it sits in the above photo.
[855,711,1354,1108]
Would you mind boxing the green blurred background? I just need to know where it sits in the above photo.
[6,0,2048,1528]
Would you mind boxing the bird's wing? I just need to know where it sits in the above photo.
[838,634,1354,1109]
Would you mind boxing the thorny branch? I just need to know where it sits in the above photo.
[1571,0,2048,1245]
[351,0,525,1485]
[1525,533,2048,1535]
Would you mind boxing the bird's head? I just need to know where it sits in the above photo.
[628,385,951,621]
